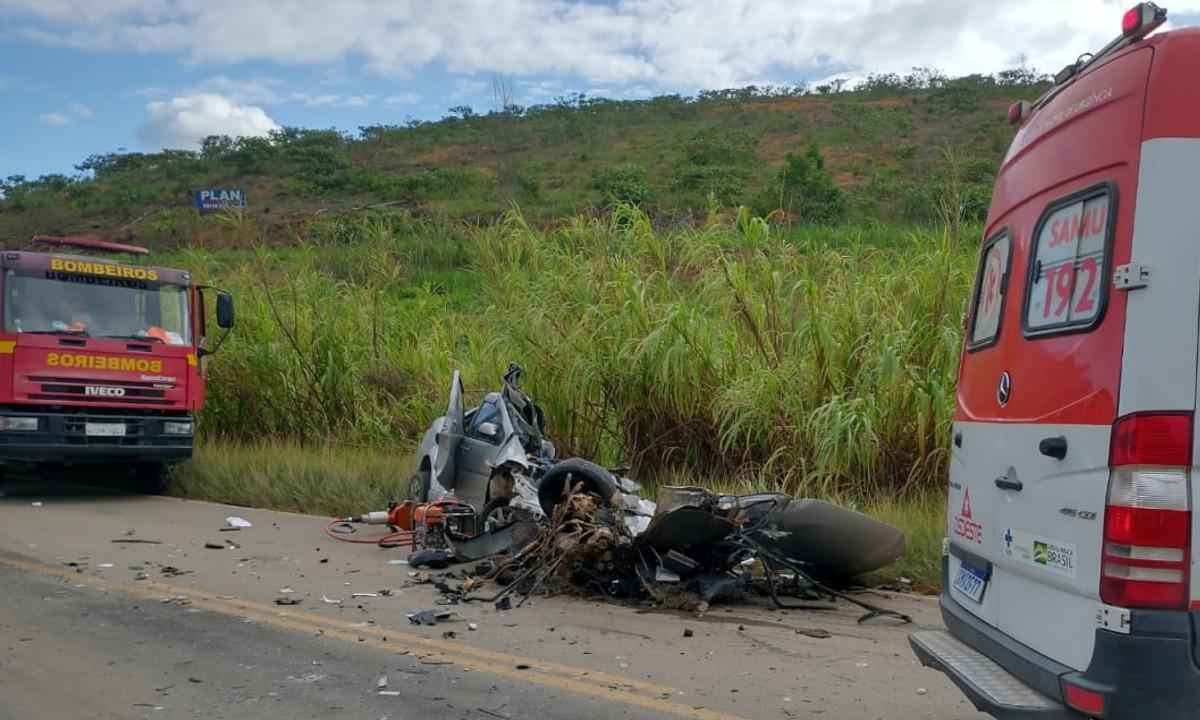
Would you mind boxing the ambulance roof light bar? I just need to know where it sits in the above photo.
[1024,3,1167,120]
[31,234,150,256]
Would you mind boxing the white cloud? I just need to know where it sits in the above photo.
[69,102,93,118]
[452,78,489,99]
[138,93,279,150]
[303,93,340,107]
[40,112,70,126]
[7,1,1200,91]
[195,75,286,105]
[339,94,374,107]
[384,92,421,105]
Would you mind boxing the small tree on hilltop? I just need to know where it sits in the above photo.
[759,143,846,224]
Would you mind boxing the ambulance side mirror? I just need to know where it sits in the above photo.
[216,292,235,329]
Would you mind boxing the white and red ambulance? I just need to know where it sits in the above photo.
[911,4,1200,718]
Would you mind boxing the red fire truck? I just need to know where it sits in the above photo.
[0,235,233,492]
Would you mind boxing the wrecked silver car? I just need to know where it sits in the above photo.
[409,364,652,532]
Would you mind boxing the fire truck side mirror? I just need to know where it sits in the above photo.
[216,292,235,329]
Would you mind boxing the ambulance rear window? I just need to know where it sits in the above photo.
[966,230,1011,350]
[1024,186,1113,336]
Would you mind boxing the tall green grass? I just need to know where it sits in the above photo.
[174,206,975,501]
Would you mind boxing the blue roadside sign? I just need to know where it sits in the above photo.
[194,188,247,213]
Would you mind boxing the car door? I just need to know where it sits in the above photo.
[455,395,508,509]
[431,371,464,495]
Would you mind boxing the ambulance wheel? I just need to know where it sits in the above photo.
[136,463,170,495]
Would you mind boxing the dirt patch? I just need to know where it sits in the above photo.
[757,133,809,163]
[833,172,866,188]
[704,96,833,116]
[411,144,473,166]
[864,97,909,109]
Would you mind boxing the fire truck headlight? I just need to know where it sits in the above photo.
[0,417,39,432]
[163,421,193,436]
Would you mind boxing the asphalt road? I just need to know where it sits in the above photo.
[0,475,986,720]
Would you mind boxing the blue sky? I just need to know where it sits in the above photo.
[3,1,1199,180]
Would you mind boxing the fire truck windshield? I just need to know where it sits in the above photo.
[3,269,191,345]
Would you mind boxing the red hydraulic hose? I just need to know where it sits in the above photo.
[322,518,413,548]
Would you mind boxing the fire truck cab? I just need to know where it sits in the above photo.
[0,235,232,492]
[910,4,1200,718]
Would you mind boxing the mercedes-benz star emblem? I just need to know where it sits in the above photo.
[997,371,1012,406]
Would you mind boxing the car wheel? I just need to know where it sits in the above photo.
[536,458,620,517]
[409,469,431,502]
[482,496,517,532]
[135,463,170,495]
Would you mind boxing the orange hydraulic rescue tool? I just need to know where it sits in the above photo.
[334,499,478,549]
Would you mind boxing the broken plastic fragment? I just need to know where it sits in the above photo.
[406,609,452,626]
[321,595,343,605]
[225,516,253,529]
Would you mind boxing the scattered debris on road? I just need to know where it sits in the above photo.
[111,538,163,545]
[203,542,225,550]
[225,516,253,529]
[274,597,302,606]
[407,609,453,626]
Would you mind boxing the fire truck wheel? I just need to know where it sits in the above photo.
[135,463,170,495]
[35,462,64,481]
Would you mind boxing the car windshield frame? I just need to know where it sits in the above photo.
[3,269,192,346]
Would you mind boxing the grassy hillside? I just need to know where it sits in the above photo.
[0,69,1047,244]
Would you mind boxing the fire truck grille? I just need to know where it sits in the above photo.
[27,375,174,405]
[62,416,148,445]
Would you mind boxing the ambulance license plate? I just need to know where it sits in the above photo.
[85,422,126,437]
[953,562,988,603]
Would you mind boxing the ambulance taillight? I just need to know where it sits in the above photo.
[1101,412,1192,610]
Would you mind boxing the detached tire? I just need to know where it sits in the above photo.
[136,463,170,495]
[537,458,620,517]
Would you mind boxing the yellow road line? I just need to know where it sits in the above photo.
[0,555,746,720]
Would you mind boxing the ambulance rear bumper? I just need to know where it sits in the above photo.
[926,557,1200,719]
